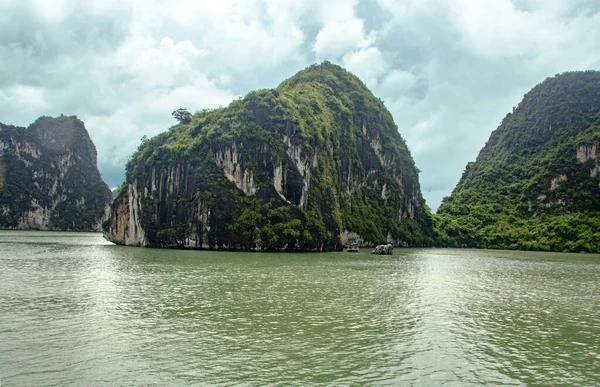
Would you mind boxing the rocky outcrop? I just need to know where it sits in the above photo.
[103,184,147,245]
[104,62,433,250]
[576,142,600,178]
[214,143,257,196]
[549,174,568,191]
[372,244,393,255]
[0,115,112,231]
[576,143,597,163]
[341,230,363,247]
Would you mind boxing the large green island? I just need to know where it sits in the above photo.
[103,62,434,250]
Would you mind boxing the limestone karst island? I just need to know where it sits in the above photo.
[104,63,433,251]
[0,115,112,231]
[2,63,600,253]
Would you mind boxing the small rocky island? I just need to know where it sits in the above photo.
[372,244,393,255]
[104,62,434,251]
[0,115,112,231]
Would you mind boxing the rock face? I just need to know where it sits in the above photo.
[436,71,600,252]
[372,244,393,255]
[104,62,433,250]
[0,115,112,231]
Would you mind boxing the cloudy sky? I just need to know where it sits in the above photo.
[1,0,599,210]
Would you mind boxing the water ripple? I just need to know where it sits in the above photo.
[1,233,599,386]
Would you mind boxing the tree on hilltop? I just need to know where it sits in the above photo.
[172,108,192,124]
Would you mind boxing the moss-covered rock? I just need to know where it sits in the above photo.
[104,62,433,251]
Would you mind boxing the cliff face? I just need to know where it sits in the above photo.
[0,115,112,231]
[104,62,433,250]
[436,71,600,252]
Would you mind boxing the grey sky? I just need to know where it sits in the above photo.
[1,0,599,210]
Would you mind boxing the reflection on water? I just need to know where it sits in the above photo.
[0,231,599,386]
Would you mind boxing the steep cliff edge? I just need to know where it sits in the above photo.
[436,71,600,252]
[104,62,433,250]
[0,115,112,231]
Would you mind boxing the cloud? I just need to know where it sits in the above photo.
[167,0,306,74]
[342,47,388,87]
[314,19,373,59]
[0,84,47,111]
[379,70,419,95]
[1,0,599,209]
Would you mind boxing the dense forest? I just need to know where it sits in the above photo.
[435,71,600,253]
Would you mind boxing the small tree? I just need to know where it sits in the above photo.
[172,108,192,124]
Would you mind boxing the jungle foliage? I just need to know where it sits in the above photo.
[436,71,600,253]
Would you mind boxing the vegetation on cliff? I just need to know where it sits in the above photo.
[0,115,112,231]
[436,71,600,252]
[109,62,433,250]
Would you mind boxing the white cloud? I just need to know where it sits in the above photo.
[314,19,373,59]
[381,70,418,91]
[0,85,48,118]
[29,0,69,21]
[167,0,306,72]
[448,0,558,59]
[342,47,388,87]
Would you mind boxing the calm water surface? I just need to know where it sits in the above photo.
[0,231,599,386]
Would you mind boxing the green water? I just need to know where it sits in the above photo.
[0,231,599,386]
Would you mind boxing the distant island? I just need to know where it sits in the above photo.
[0,115,112,231]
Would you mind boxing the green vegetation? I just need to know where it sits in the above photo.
[436,71,600,253]
[227,195,332,250]
[115,62,433,250]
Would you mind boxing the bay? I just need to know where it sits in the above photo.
[0,231,599,386]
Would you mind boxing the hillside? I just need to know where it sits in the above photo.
[104,62,433,250]
[436,71,600,252]
[0,115,112,231]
